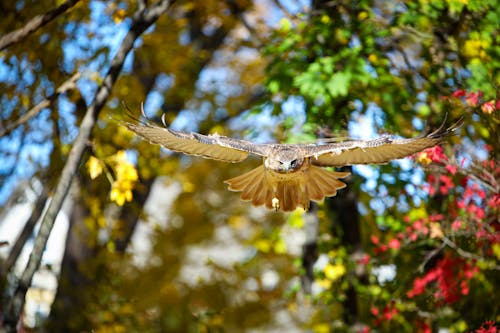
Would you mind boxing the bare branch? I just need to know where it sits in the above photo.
[271,0,293,19]
[0,125,30,188]
[417,242,446,273]
[0,1,176,332]
[137,0,147,11]
[0,0,81,51]
[0,73,81,138]
[237,13,263,48]
[442,236,500,270]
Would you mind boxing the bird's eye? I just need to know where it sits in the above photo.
[291,159,297,166]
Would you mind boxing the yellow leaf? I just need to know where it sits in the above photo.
[279,18,292,32]
[120,303,134,315]
[416,152,432,165]
[288,210,304,228]
[87,156,103,179]
[110,186,126,206]
[106,241,116,253]
[492,244,500,260]
[463,38,489,60]
[255,239,271,253]
[97,216,107,228]
[209,125,227,136]
[313,323,330,333]
[324,263,346,281]
[274,239,287,254]
[182,181,195,192]
[114,150,127,162]
[463,39,480,58]
[112,8,127,24]
[368,53,378,64]
[316,278,332,290]
[408,206,428,221]
[116,163,138,182]
[228,215,247,229]
[357,11,368,20]
[207,314,223,326]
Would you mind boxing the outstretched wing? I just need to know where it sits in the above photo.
[124,118,268,163]
[303,118,462,167]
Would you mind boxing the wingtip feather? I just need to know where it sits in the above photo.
[426,116,464,139]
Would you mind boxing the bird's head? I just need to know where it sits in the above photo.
[264,147,305,173]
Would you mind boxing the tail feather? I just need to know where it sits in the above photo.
[264,189,274,210]
[226,166,265,201]
[303,167,349,206]
[305,174,325,201]
[251,179,268,206]
[225,165,350,211]
[280,182,298,212]
[240,174,261,200]
[225,166,263,189]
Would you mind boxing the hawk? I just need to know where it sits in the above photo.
[123,115,461,212]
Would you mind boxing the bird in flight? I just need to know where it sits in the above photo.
[123,114,461,212]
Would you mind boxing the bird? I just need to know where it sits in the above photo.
[123,113,461,212]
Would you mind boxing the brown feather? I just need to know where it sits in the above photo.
[225,166,266,200]
[225,165,350,211]
[304,167,349,201]
[310,117,463,166]
[124,121,251,162]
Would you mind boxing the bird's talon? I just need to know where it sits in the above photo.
[272,197,280,211]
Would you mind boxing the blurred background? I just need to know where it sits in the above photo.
[0,0,498,332]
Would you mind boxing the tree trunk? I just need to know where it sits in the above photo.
[327,166,362,325]
[46,179,96,331]
[1,187,49,279]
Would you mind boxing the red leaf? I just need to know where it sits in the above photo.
[476,321,498,333]
[445,164,457,175]
[466,91,483,106]
[388,238,401,250]
[481,101,495,114]
[452,89,466,97]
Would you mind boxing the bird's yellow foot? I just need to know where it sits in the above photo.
[272,197,280,211]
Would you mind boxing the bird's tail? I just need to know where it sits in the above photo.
[305,166,350,202]
[224,166,350,212]
[225,166,274,208]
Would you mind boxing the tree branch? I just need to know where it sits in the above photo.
[0,73,81,138]
[0,186,49,279]
[0,0,81,51]
[271,0,293,20]
[442,236,500,270]
[417,242,446,273]
[0,1,175,332]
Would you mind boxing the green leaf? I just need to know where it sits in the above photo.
[326,71,351,97]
